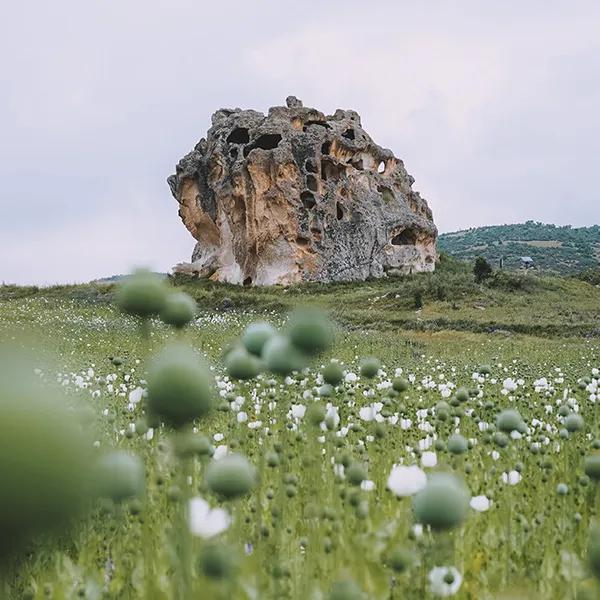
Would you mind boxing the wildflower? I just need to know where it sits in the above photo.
[421,451,438,468]
[387,465,427,497]
[428,566,463,597]
[189,497,230,539]
[470,495,490,512]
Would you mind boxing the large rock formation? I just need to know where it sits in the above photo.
[168,97,437,285]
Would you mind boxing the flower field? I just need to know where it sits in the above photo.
[1,272,600,599]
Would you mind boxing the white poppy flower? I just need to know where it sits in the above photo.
[188,497,230,539]
[429,566,462,597]
[502,470,521,485]
[470,495,490,512]
[387,465,427,497]
[290,404,306,419]
[421,451,438,467]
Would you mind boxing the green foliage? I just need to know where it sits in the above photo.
[439,222,600,274]
[473,256,493,283]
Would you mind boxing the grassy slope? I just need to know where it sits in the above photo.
[4,256,599,339]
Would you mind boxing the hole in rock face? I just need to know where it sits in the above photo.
[301,190,316,209]
[253,133,282,150]
[243,277,253,286]
[321,141,331,155]
[425,255,434,264]
[306,174,318,192]
[377,161,386,174]
[342,129,355,140]
[229,147,238,159]
[243,133,283,157]
[227,127,250,144]
[303,120,331,132]
[391,229,418,246]
[305,158,318,173]
[296,236,310,246]
[321,159,345,182]
[336,202,344,220]
[378,185,394,203]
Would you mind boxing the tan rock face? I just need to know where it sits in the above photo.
[168,97,437,285]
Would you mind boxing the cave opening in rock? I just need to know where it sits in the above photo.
[303,120,331,132]
[301,190,316,209]
[306,174,318,192]
[296,235,310,247]
[336,202,344,220]
[305,158,318,173]
[227,127,250,144]
[229,147,238,159]
[243,276,253,286]
[321,141,331,155]
[243,133,283,157]
[342,128,355,140]
[377,161,386,174]
[391,228,418,246]
[253,133,282,150]
[321,158,345,182]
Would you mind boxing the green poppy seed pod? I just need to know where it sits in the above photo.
[455,387,469,403]
[584,455,600,481]
[242,322,277,356]
[359,357,381,379]
[413,473,470,531]
[116,269,168,319]
[146,343,215,428]
[205,454,256,499]
[478,364,492,375]
[392,377,409,392]
[173,432,212,458]
[199,541,236,580]
[306,402,327,426]
[496,409,525,433]
[565,413,584,433]
[328,580,365,600]
[224,346,262,380]
[96,451,145,503]
[0,364,96,560]
[588,526,600,579]
[288,307,334,356]
[346,462,367,486]
[261,335,306,376]
[322,361,344,386]
[447,434,468,455]
[388,546,414,573]
[160,292,197,329]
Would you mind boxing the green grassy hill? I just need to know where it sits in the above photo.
[438,221,600,274]
[3,255,599,339]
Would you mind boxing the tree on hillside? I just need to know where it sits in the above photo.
[473,257,493,283]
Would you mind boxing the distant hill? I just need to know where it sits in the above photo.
[438,222,600,274]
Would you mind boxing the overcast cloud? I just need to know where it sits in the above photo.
[1,1,599,284]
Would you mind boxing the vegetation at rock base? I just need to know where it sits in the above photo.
[0,262,599,598]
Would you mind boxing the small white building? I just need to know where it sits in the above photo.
[520,256,534,269]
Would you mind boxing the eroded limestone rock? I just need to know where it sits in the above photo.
[168,97,437,285]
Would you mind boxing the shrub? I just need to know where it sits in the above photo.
[473,257,493,283]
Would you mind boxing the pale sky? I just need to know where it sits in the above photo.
[1,1,599,285]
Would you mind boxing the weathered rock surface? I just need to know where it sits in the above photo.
[168,97,437,285]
